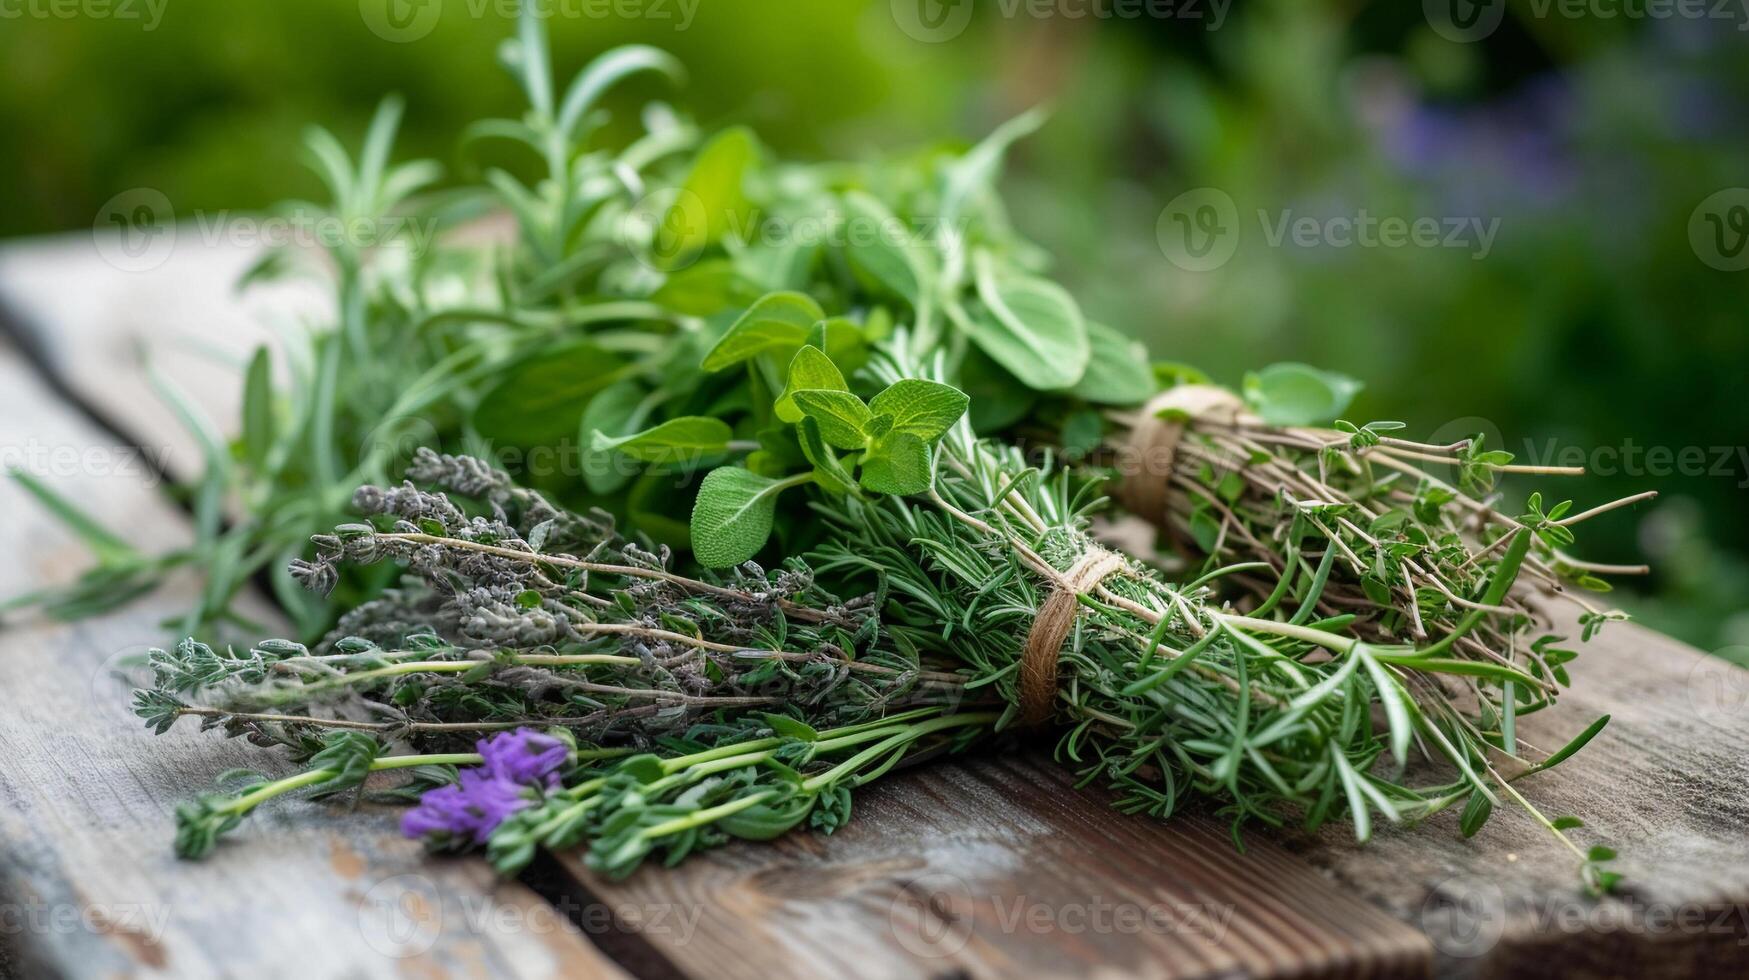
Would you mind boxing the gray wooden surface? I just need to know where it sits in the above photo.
[0,311,624,976]
[3,231,1747,979]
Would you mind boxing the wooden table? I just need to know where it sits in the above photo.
[2,234,1746,979]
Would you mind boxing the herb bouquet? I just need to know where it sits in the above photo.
[24,15,1645,891]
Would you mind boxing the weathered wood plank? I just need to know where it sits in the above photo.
[0,346,625,979]
[1292,605,1749,978]
[549,752,1432,979]
[0,233,330,484]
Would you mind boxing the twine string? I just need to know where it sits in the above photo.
[1116,384,1252,528]
[1018,547,1127,726]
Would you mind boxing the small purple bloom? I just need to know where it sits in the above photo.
[402,728,572,845]
[401,769,532,844]
[477,728,570,789]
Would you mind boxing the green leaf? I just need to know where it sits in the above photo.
[650,259,757,316]
[840,190,927,306]
[1459,790,1493,838]
[760,713,820,741]
[474,341,627,447]
[579,380,649,495]
[791,390,872,450]
[1070,321,1157,405]
[240,347,275,468]
[775,346,847,424]
[690,468,795,567]
[1537,715,1610,772]
[859,432,933,495]
[1242,363,1363,426]
[966,253,1089,390]
[660,127,757,266]
[957,347,1037,431]
[797,418,856,495]
[701,292,823,371]
[805,317,868,373]
[719,795,814,841]
[7,470,137,564]
[867,379,968,442]
[591,417,732,463]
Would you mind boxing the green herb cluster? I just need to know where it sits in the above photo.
[3,13,1647,890]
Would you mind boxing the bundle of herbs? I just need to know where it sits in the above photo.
[6,14,1642,890]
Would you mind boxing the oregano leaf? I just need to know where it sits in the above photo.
[859,432,932,495]
[775,345,847,423]
[791,389,872,450]
[867,379,969,442]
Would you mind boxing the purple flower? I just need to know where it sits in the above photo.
[401,769,532,844]
[477,729,570,789]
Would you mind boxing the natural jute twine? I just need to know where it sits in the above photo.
[1017,547,1127,726]
[1115,384,1253,530]
[1016,386,1252,726]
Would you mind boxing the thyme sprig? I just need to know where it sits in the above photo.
[137,449,974,757]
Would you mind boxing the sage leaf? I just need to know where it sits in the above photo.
[661,126,757,266]
[702,291,823,371]
[1071,320,1157,405]
[474,340,627,447]
[841,190,928,307]
[580,379,650,494]
[591,416,732,463]
[1242,363,1363,426]
[690,467,793,567]
[966,252,1089,391]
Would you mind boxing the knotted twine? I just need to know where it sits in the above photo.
[1114,384,1254,532]
[1017,547,1127,726]
[1016,386,1255,726]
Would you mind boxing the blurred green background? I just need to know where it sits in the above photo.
[2,0,1744,649]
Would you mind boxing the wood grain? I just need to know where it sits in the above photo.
[1289,606,1749,979]
[551,752,1431,980]
[0,347,625,979]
